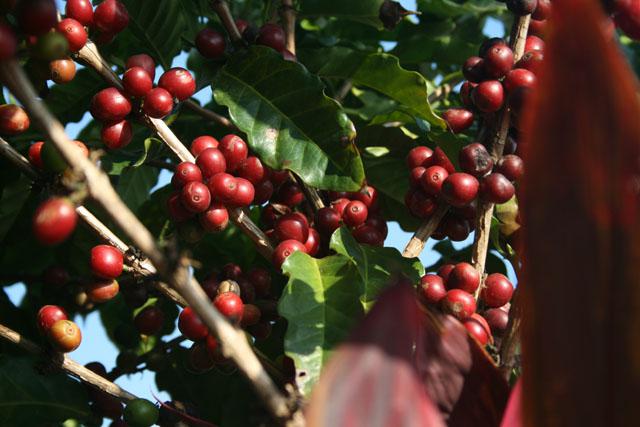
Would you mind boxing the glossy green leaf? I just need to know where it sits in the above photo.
[214,46,364,191]
[117,166,159,213]
[299,0,386,28]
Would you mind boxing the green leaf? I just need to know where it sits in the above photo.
[418,0,502,18]
[301,47,445,128]
[214,46,364,191]
[132,137,165,167]
[0,169,32,242]
[0,355,91,425]
[299,0,386,28]
[117,166,159,213]
[44,69,105,124]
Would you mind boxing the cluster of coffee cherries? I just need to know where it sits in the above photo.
[36,304,82,352]
[91,54,196,150]
[195,19,296,61]
[418,262,514,346]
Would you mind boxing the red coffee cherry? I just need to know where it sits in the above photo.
[352,224,384,246]
[56,18,87,52]
[166,192,194,222]
[528,18,547,37]
[483,308,509,335]
[48,319,82,352]
[134,306,165,335]
[158,67,196,101]
[615,0,640,39]
[315,207,341,235]
[101,119,132,150]
[343,200,368,227]
[86,279,119,303]
[37,305,68,333]
[123,66,153,98]
[352,185,378,209]
[196,147,227,178]
[481,273,514,308]
[462,56,486,83]
[410,166,426,187]
[49,58,77,84]
[532,0,551,20]
[441,173,479,207]
[237,156,265,184]
[273,239,307,268]
[190,136,219,157]
[240,304,261,327]
[480,173,515,204]
[515,50,544,74]
[208,172,238,204]
[196,28,226,59]
[483,44,514,79]
[442,108,474,133]
[229,177,254,207]
[247,268,271,297]
[472,80,504,113]
[459,142,494,177]
[406,146,433,169]
[504,68,537,94]
[331,197,350,217]
[178,307,208,341]
[33,198,78,245]
[94,0,129,34]
[365,212,388,238]
[437,264,455,282]
[432,147,456,174]
[448,262,480,293]
[254,179,274,204]
[478,38,505,57]
[200,202,229,232]
[406,188,438,219]
[91,244,123,279]
[143,87,174,118]
[126,53,156,80]
[221,263,243,281]
[270,169,290,186]
[459,81,476,109]
[524,35,545,53]
[219,134,248,172]
[90,87,131,122]
[277,181,305,207]
[420,165,449,196]
[181,181,211,213]
[17,0,57,36]
[214,291,244,323]
[304,227,320,256]
[420,274,447,304]
[172,162,203,189]
[275,212,309,243]
[0,104,30,135]
[0,23,17,60]
[65,0,94,26]
[442,289,476,320]
[495,154,524,182]
[256,23,286,51]
[464,314,492,346]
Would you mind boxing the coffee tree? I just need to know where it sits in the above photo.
[1,0,639,426]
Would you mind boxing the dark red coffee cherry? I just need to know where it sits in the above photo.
[420,165,449,196]
[49,319,82,352]
[303,227,320,256]
[33,198,78,245]
[0,104,30,135]
[462,56,486,83]
[126,53,156,80]
[615,0,640,39]
[123,66,153,98]
[448,262,480,293]
[191,135,219,156]
[134,306,165,335]
[221,263,243,281]
[331,197,351,216]
[480,173,515,204]
[315,207,341,235]
[365,212,388,238]
[438,263,455,282]
[229,177,254,207]
[237,156,265,184]
[441,173,479,207]
[495,154,524,181]
[94,0,129,34]
[524,35,544,53]
[352,224,384,246]
[433,146,456,175]
[196,147,227,179]
[442,108,474,134]
[90,87,131,122]
[406,188,438,219]
[441,214,471,242]
[275,212,309,243]
[91,244,123,279]
[472,80,504,113]
[196,28,225,59]
[200,202,229,232]
[101,119,132,150]
[158,67,196,101]
[343,200,368,227]
[66,0,94,26]
[166,192,194,222]
[459,142,494,177]
[247,268,271,297]
[483,44,514,79]
[270,169,290,186]
[219,134,248,172]
[459,81,476,109]
[86,278,119,303]
[277,181,305,206]
[254,179,274,204]
[410,166,426,187]
[506,0,538,16]
[49,58,77,84]
[17,0,57,36]
[208,172,238,204]
[515,50,544,74]
[351,185,378,209]
[483,308,509,335]
[528,18,547,37]
[241,304,261,327]
[442,289,476,320]
[143,87,174,118]
[37,305,68,333]
[56,18,87,52]
[178,307,208,341]
[214,291,244,323]
[464,314,492,346]
[172,162,203,189]
[481,273,514,308]
[479,37,505,57]
[420,274,446,304]
[532,0,551,19]
[273,239,307,268]
[257,23,286,51]
[0,23,17,60]
[181,181,211,213]
[406,146,433,169]
[503,68,537,93]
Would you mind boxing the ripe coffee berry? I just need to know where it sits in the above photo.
[241,304,261,327]
[172,162,203,188]
[178,307,208,341]
[448,262,480,293]
[277,181,305,207]
[87,279,120,303]
[181,181,211,213]
[33,198,78,245]
[237,156,265,184]
[442,289,476,320]
[459,81,476,108]
[479,37,505,57]
[37,305,68,333]
[352,224,384,246]
[126,54,156,80]
[433,146,456,174]
[524,35,545,53]
[304,228,321,256]
[158,67,196,101]
[214,291,244,323]
[143,87,174,118]
[196,147,227,178]
[459,142,494,177]
[221,263,243,281]
[420,274,447,304]
[49,319,82,352]
[247,268,271,297]
[166,193,194,222]
[438,264,455,281]
[219,134,249,172]
[442,108,474,134]
[254,180,274,204]
[331,197,351,216]
[0,23,17,60]
[94,0,129,33]
[352,185,379,209]
[275,212,309,243]
[472,80,504,113]
[91,244,123,279]
[441,215,471,242]
[406,189,438,218]
[0,104,30,135]
[462,56,485,83]
[196,28,226,59]
[464,314,492,346]
[101,119,132,150]
[273,239,307,268]
[200,202,229,232]
[343,201,368,227]
[420,165,449,196]
[17,0,57,36]
[480,173,515,204]
[91,87,131,122]
[123,66,153,98]
[483,44,514,79]
[66,0,94,26]
[503,69,537,93]
[49,58,77,84]
[441,173,479,207]
[257,23,286,51]
[134,306,165,335]
[191,136,219,156]
[56,18,87,52]
[495,154,524,181]
[208,172,238,204]
[481,273,514,308]
[515,50,544,74]
[315,207,341,235]
[410,167,426,187]
[406,146,433,169]
[506,0,538,15]
[230,177,255,206]
[483,308,509,335]
[532,0,551,20]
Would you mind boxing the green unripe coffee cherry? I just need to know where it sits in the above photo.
[40,142,67,173]
[34,32,69,61]
[123,398,159,427]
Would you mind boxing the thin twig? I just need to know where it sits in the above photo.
[211,0,244,43]
[280,0,296,55]
[183,99,237,130]
[402,204,448,258]
[499,288,521,380]
[0,138,39,180]
[335,80,353,103]
[0,323,137,401]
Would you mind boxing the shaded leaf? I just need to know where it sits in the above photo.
[0,170,32,242]
[299,0,386,28]
[117,166,159,213]
[44,69,105,124]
